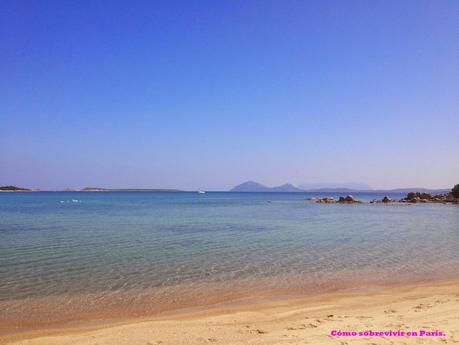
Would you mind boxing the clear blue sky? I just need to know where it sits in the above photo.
[1,0,458,190]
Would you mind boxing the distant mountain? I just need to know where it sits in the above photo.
[306,188,368,193]
[302,187,450,194]
[230,181,450,194]
[299,182,372,190]
[230,181,272,192]
[371,188,450,194]
[270,183,304,192]
[230,181,304,192]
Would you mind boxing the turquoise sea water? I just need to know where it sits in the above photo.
[0,192,458,328]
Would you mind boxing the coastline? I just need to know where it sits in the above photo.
[2,265,458,334]
[2,278,458,345]
[2,191,458,344]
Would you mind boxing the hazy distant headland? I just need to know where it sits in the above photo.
[0,186,182,192]
[299,182,372,190]
[80,187,182,192]
[0,183,452,194]
[0,185,36,192]
[230,181,450,194]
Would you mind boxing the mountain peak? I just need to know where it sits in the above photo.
[230,181,269,192]
[230,181,304,192]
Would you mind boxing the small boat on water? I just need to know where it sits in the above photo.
[197,190,206,194]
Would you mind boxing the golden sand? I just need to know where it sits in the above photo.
[1,279,458,345]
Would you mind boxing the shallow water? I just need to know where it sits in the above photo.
[0,192,458,329]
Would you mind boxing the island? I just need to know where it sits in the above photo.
[0,185,35,192]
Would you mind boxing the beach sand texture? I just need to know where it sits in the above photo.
[2,279,458,345]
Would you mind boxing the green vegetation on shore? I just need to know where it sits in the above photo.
[0,185,31,191]
[452,184,459,199]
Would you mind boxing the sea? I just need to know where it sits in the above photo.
[1,191,458,332]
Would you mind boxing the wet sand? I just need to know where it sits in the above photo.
[1,279,458,345]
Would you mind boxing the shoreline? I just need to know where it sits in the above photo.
[2,278,459,345]
[2,266,458,333]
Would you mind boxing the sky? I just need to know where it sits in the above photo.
[1,0,458,191]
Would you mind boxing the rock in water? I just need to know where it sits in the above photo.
[316,197,337,203]
[382,196,392,203]
[337,195,362,203]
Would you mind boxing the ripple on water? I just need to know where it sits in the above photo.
[0,192,458,329]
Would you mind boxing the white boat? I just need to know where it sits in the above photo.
[197,190,206,194]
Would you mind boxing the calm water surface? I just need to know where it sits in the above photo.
[0,192,458,328]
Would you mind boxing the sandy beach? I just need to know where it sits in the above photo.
[3,0,458,343]
[2,279,458,345]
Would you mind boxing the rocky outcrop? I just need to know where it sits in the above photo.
[305,186,459,205]
[400,192,458,204]
[305,195,362,204]
[382,195,392,203]
[337,195,362,204]
[317,197,338,203]
[370,195,395,204]
[305,197,337,203]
